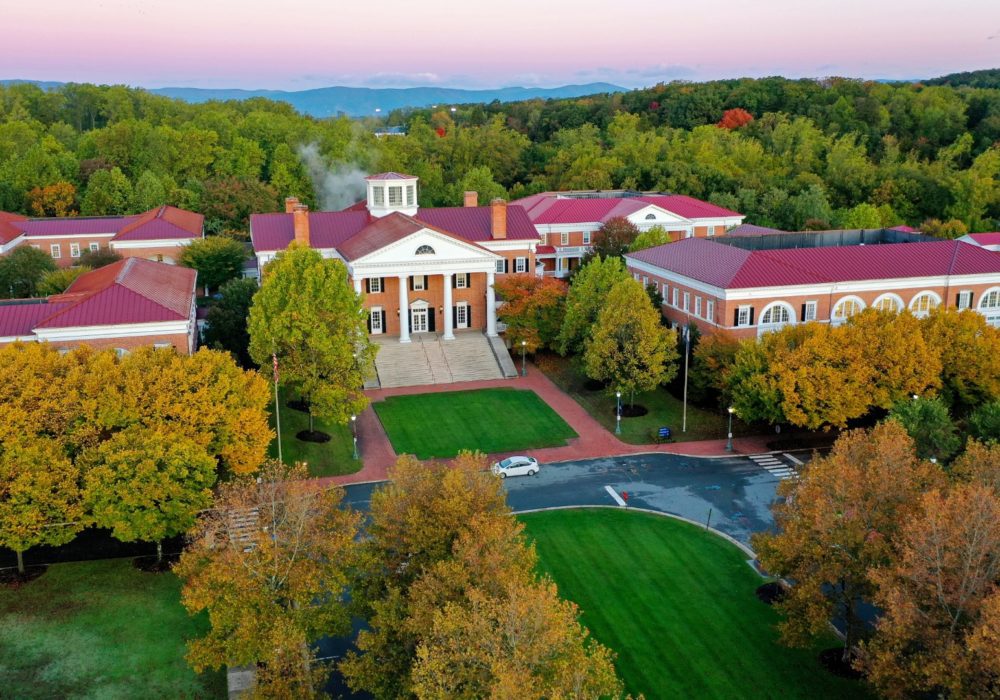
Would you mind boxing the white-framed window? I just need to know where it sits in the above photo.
[909,292,940,318]
[539,232,547,245]
[645,213,656,220]
[368,277,382,293]
[672,288,678,307]
[373,186,384,206]
[706,299,714,321]
[153,342,172,350]
[642,275,648,286]
[30,244,40,249]
[583,231,591,245]
[694,296,702,317]
[515,257,527,273]
[560,232,569,246]
[388,186,403,205]
[707,226,717,237]
[50,244,61,259]
[737,306,752,327]
[415,245,435,255]
[412,275,426,291]
[872,294,903,313]
[89,242,100,252]
[979,288,1000,327]
[115,348,129,358]
[456,274,468,289]
[804,301,817,321]
[496,259,507,274]
[759,303,793,331]
[662,283,669,300]
[683,292,690,312]
[70,243,80,258]
[957,290,973,310]
[406,185,415,206]
[832,296,865,324]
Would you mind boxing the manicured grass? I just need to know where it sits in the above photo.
[536,352,747,444]
[374,388,578,459]
[521,509,871,700]
[268,387,362,477]
[0,559,224,699]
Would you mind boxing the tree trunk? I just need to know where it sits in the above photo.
[156,540,163,564]
[16,549,24,574]
[309,410,315,433]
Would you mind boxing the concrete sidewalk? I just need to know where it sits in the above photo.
[324,362,773,486]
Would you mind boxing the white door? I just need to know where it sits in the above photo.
[455,303,468,329]
[370,308,383,334]
[412,308,428,333]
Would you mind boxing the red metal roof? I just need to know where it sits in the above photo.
[250,205,537,253]
[536,245,556,254]
[0,301,71,337]
[520,194,742,225]
[638,195,742,220]
[338,212,494,262]
[626,238,1000,290]
[968,232,1000,246]
[113,206,203,241]
[0,211,27,245]
[365,172,416,181]
[0,206,202,242]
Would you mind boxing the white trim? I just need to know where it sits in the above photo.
[0,235,26,254]
[24,232,115,240]
[909,290,942,317]
[110,238,195,250]
[34,320,190,342]
[831,295,867,325]
[872,293,904,313]
[803,300,818,321]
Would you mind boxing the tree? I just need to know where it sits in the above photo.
[922,308,1000,410]
[80,166,132,215]
[920,217,969,239]
[586,216,638,261]
[717,108,754,130]
[36,266,90,296]
[863,484,1000,697]
[248,244,375,433]
[27,181,77,217]
[0,245,57,298]
[76,246,121,269]
[452,165,507,205]
[0,436,84,574]
[129,169,166,212]
[176,461,361,697]
[82,425,217,564]
[888,396,961,461]
[200,176,278,235]
[968,400,1000,444]
[753,422,944,661]
[583,278,678,407]
[840,202,883,229]
[494,274,567,352]
[178,235,247,295]
[689,331,741,408]
[628,224,670,252]
[951,440,1000,493]
[556,255,630,355]
[203,277,257,368]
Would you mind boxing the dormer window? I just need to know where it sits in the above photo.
[407,185,415,206]
[415,245,435,255]
[373,187,385,206]
[389,186,403,206]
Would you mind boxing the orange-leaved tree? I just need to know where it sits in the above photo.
[494,273,567,352]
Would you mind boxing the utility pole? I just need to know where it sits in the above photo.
[682,324,690,433]
[272,352,282,463]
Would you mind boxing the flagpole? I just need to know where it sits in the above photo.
[272,352,283,463]
[682,324,689,434]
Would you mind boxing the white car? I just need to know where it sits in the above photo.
[491,456,540,478]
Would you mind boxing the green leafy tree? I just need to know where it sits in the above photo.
[37,266,90,296]
[968,400,1000,444]
[583,278,678,407]
[920,217,969,239]
[0,245,57,298]
[452,165,507,205]
[203,277,258,368]
[80,166,132,215]
[248,244,375,432]
[200,176,278,235]
[888,396,961,462]
[556,255,630,355]
[76,247,121,269]
[129,169,166,212]
[840,202,883,229]
[178,235,247,294]
[628,224,670,252]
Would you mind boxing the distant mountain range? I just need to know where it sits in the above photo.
[1,80,627,117]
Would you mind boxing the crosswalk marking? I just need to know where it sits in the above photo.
[748,453,799,480]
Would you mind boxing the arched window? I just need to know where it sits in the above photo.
[909,292,940,318]
[979,287,1000,327]
[872,294,904,313]
[645,213,656,220]
[832,296,865,324]
[415,245,435,255]
[758,302,794,335]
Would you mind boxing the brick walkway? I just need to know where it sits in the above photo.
[324,362,773,486]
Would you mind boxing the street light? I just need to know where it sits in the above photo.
[616,412,621,435]
[615,391,622,435]
[726,406,735,452]
[351,414,358,460]
[521,340,527,376]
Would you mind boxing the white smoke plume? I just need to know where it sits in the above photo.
[296,143,369,211]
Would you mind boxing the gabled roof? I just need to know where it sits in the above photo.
[250,205,538,254]
[965,232,1000,246]
[0,206,202,242]
[0,300,72,338]
[338,212,494,262]
[0,211,27,245]
[626,238,1000,290]
[717,223,786,237]
[511,192,742,225]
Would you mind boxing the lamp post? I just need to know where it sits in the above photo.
[521,340,527,377]
[351,414,358,460]
[615,390,622,434]
[726,406,735,452]
[616,412,621,436]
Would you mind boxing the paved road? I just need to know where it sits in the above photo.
[344,451,798,546]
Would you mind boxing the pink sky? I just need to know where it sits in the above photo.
[3,0,998,89]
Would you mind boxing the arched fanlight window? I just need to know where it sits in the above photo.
[909,292,940,318]
[645,213,656,220]
[415,245,435,255]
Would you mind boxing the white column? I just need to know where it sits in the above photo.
[353,276,363,295]
[442,273,455,340]
[398,274,410,343]
[486,270,497,337]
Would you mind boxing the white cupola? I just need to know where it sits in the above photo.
[365,172,419,218]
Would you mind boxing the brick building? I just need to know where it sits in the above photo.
[0,205,203,266]
[250,173,539,343]
[0,258,198,353]
[512,190,744,277]
[624,230,1000,338]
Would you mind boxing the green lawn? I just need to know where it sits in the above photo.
[521,509,871,700]
[0,559,224,699]
[373,388,578,459]
[536,352,747,444]
[268,387,362,477]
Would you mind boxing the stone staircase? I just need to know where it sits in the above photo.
[372,331,511,388]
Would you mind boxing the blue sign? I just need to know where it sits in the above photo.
[658,427,671,439]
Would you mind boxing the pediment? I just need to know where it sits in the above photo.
[627,204,691,226]
[350,227,499,266]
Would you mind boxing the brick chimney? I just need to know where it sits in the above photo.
[490,198,507,240]
[285,196,299,214]
[292,204,310,246]
[464,191,478,208]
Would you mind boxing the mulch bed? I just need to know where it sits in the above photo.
[132,554,180,573]
[755,581,788,605]
[0,565,48,587]
[818,648,864,680]
[619,404,648,418]
[287,399,310,413]
[296,430,331,443]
